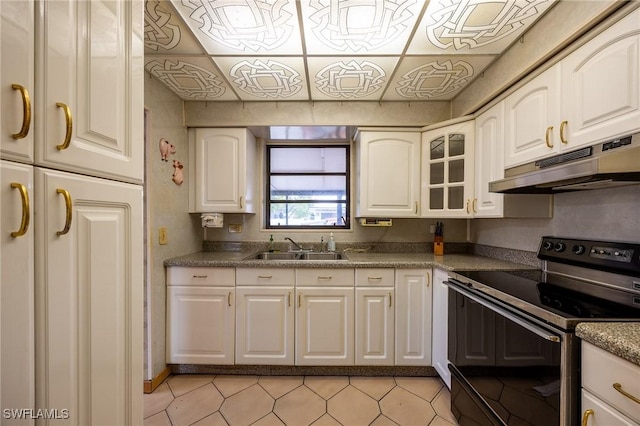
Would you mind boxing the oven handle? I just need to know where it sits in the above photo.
[446,279,562,343]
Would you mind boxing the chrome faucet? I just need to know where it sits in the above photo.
[284,237,306,251]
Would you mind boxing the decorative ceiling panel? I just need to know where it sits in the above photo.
[143,0,557,102]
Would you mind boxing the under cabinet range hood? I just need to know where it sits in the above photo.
[489,133,640,193]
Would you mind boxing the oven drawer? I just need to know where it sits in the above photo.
[582,341,640,422]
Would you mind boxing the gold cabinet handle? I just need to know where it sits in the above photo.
[472,198,477,213]
[56,102,73,150]
[414,201,418,214]
[560,120,568,144]
[298,293,302,308]
[388,292,392,308]
[368,276,382,281]
[228,292,232,307]
[581,409,594,426]
[317,276,332,280]
[466,199,470,213]
[192,275,208,279]
[56,189,73,236]
[288,292,291,307]
[240,196,244,209]
[11,84,32,140]
[10,182,30,237]
[613,383,640,404]
[258,275,273,279]
[545,126,554,148]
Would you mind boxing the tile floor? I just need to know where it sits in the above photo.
[144,375,457,426]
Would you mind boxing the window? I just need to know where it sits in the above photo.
[266,145,350,229]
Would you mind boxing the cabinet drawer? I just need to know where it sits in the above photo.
[582,342,640,421]
[355,269,395,287]
[296,268,354,286]
[581,389,639,426]
[236,268,295,285]
[167,267,235,286]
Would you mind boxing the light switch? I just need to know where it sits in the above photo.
[159,227,168,245]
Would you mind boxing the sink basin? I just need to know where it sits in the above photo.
[244,252,346,261]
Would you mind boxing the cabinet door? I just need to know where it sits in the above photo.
[357,131,421,217]
[474,102,505,218]
[395,269,432,365]
[1,0,35,163]
[504,64,562,168]
[581,390,639,426]
[36,0,144,183]
[431,268,450,388]
[562,8,640,148]
[295,287,354,366]
[421,121,475,218]
[167,286,235,365]
[236,287,294,365]
[190,128,256,213]
[1,161,34,423]
[355,288,394,366]
[35,168,143,426]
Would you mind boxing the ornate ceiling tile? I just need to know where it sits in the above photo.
[300,0,424,54]
[384,55,494,100]
[307,57,399,100]
[407,0,556,54]
[144,56,237,100]
[144,0,203,54]
[171,0,303,54]
[214,56,309,100]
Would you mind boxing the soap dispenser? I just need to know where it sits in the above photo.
[328,232,336,252]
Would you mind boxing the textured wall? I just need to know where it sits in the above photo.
[144,74,202,380]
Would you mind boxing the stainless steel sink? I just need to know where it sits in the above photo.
[244,252,346,261]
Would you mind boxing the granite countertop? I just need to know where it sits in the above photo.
[575,322,640,366]
[164,250,536,272]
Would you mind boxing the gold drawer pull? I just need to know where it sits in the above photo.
[56,102,73,150]
[317,276,332,280]
[368,276,382,281]
[581,409,593,426]
[10,182,30,237]
[545,126,554,148]
[613,383,640,404]
[56,188,72,236]
[192,275,208,279]
[258,275,273,279]
[11,84,32,139]
[560,120,568,144]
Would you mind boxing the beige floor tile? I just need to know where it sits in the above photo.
[220,384,274,425]
[349,376,396,400]
[370,414,399,426]
[394,377,443,402]
[166,383,224,426]
[258,376,304,399]
[214,375,259,397]
[144,382,175,418]
[327,386,380,426]
[380,387,436,426]
[304,376,349,400]
[274,385,326,426]
[143,411,172,426]
[192,411,229,426]
[310,413,341,426]
[252,412,286,426]
[432,388,456,423]
[167,375,216,397]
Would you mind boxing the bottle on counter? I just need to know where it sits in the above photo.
[268,234,275,252]
[328,232,336,252]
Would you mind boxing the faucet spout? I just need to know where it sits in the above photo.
[284,237,305,251]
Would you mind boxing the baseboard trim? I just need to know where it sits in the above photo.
[144,366,171,394]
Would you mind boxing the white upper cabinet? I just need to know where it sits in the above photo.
[505,8,640,168]
[562,8,640,147]
[35,0,143,184]
[421,120,475,218]
[474,102,505,218]
[356,129,421,218]
[190,128,257,213]
[1,0,35,164]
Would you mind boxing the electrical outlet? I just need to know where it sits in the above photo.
[429,224,436,234]
[159,227,168,245]
[228,224,242,233]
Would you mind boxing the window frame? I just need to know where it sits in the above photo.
[265,143,351,230]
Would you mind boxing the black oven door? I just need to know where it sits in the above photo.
[446,279,567,426]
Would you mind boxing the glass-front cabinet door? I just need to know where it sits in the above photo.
[421,120,475,218]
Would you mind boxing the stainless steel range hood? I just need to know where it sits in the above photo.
[489,133,640,194]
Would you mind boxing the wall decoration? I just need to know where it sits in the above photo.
[159,138,176,161]
[172,160,184,185]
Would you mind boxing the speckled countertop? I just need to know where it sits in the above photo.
[164,250,536,271]
[576,322,640,366]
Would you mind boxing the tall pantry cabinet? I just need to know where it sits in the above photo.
[1,1,144,424]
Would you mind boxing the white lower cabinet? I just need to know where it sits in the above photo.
[431,268,450,388]
[166,267,235,365]
[355,269,395,366]
[235,268,295,365]
[395,269,432,366]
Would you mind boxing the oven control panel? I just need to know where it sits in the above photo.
[539,236,640,275]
